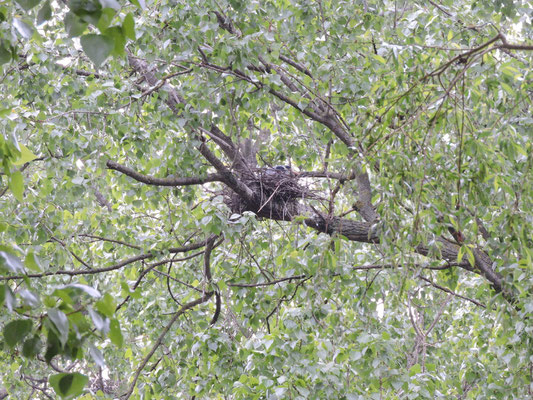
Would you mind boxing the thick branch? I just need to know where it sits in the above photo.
[305,214,510,300]
[127,54,254,201]
[106,160,223,186]
[198,140,255,202]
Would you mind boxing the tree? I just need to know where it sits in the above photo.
[1,0,532,398]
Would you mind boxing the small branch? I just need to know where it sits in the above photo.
[350,262,463,271]
[203,236,217,282]
[125,69,194,106]
[0,237,213,281]
[228,274,307,288]
[50,236,92,270]
[265,276,312,333]
[428,0,452,17]
[418,275,486,308]
[209,291,221,325]
[78,234,141,250]
[499,42,533,51]
[498,32,533,51]
[279,54,313,78]
[197,139,255,202]
[297,170,355,181]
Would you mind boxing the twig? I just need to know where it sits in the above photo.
[228,274,307,288]
[418,275,486,308]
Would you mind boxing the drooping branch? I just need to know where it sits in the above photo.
[418,275,486,308]
[78,234,141,250]
[0,253,152,281]
[202,235,222,325]
[297,170,356,181]
[121,291,214,400]
[228,274,307,288]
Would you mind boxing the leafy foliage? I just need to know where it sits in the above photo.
[0,0,532,399]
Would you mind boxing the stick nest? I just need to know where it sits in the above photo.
[225,168,317,220]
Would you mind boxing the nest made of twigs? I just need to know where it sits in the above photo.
[225,168,317,221]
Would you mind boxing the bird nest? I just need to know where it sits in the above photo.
[225,167,316,221]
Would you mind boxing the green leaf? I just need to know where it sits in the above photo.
[465,246,476,268]
[8,171,24,202]
[3,319,33,347]
[409,363,422,376]
[0,251,26,274]
[49,373,89,399]
[438,267,458,291]
[24,252,42,272]
[1,285,16,312]
[47,309,69,347]
[45,330,61,363]
[64,11,88,37]
[96,7,115,32]
[104,26,126,56]
[15,0,41,11]
[0,42,13,65]
[18,289,40,307]
[109,318,123,348]
[12,144,38,165]
[54,284,101,298]
[69,0,101,25]
[129,0,146,10]
[457,245,465,264]
[87,307,109,333]
[88,343,105,367]
[95,293,116,317]
[36,0,52,25]
[123,13,135,40]
[373,54,387,64]
[22,335,42,358]
[80,34,114,67]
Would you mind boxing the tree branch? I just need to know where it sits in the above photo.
[228,274,307,288]
[418,275,486,308]
[106,160,223,186]
[121,292,214,400]
[0,238,213,281]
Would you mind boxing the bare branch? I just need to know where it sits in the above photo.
[228,274,307,288]
[78,234,141,250]
[106,160,223,186]
[418,275,486,308]
[279,54,313,78]
[197,140,255,202]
